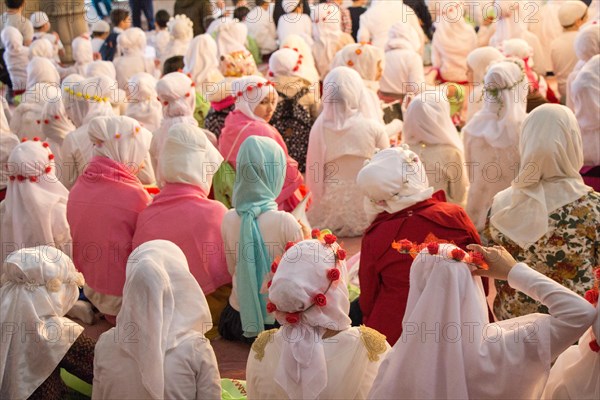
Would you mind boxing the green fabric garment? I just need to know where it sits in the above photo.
[194,92,211,128]
[246,36,262,65]
[233,136,286,338]
[221,379,247,400]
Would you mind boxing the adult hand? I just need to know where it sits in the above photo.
[467,244,517,280]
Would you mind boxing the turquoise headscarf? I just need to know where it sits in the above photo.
[233,136,286,338]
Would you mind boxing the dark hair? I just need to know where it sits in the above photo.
[5,0,25,9]
[234,6,250,21]
[232,0,244,6]
[255,0,267,6]
[110,9,130,27]
[92,31,108,38]
[155,9,170,29]
[162,56,185,76]
[203,16,215,30]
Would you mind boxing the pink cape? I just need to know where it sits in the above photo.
[67,156,151,296]
[218,109,304,212]
[132,183,231,294]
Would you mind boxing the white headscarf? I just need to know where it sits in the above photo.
[26,56,60,91]
[331,43,384,82]
[183,34,223,94]
[462,59,527,148]
[88,115,152,172]
[357,145,434,221]
[268,239,352,400]
[385,20,421,53]
[0,246,84,400]
[28,37,54,60]
[368,243,552,399]
[571,54,600,166]
[268,47,308,81]
[163,14,194,61]
[1,26,28,91]
[60,74,87,127]
[153,72,198,165]
[85,61,117,80]
[41,85,76,152]
[232,75,278,121]
[467,46,505,84]
[431,0,478,82]
[501,37,535,65]
[117,27,146,57]
[115,240,213,400]
[125,72,163,133]
[216,21,249,56]
[77,75,118,125]
[306,67,381,207]
[70,36,94,73]
[490,104,592,249]
[403,97,463,151]
[280,34,320,84]
[490,0,529,45]
[158,123,223,191]
[311,2,345,78]
[0,139,70,263]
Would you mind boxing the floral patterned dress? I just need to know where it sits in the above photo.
[484,191,600,320]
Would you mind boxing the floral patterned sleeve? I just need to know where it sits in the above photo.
[487,192,600,320]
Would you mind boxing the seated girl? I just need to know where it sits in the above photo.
[0,246,94,400]
[67,116,152,324]
[356,145,481,345]
[311,2,355,79]
[93,240,222,399]
[1,27,29,95]
[125,72,163,133]
[268,47,320,172]
[368,243,596,399]
[402,97,469,207]
[462,59,527,233]
[218,76,306,212]
[465,46,505,121]
[220,136,304,342]
[485,104,600,320]
[183,34,225,129]
[247,238,391,399]
[113,27,156,90]
[133,123,231,338]
[0,138,71,262]
[216,21,259,78]
[0,100,19,202]
[161,14,194,63]
[306,67,389,237]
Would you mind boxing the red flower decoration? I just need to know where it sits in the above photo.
[190,82,196,87]
[48,154,55,160]
[29,176,37,182]
[311,229,320,239]
[469,251,488,269]
[271,261,278,273]
[185,92,190,97]
[163,101,169,106]
[286,313,300,324]
[54,115,60,120]
[285,241,295,251]
[327,268,340,282]
[336,248,347,261]
[21,137,28,142]
[257,82,263,88]
[323,234,337,245]
[314,293,327,307]
[237,91,243,97]
[247,86,253,92]
[594,268,600,280]
[9,176,15,181]
[36,120,41,124]
[584,289,599,304]
[45,166,52,173]
[16,175,25,182]
[266,302,277,313]
[44,119,49,124]
[451,248,466,261]
[293,66,299,72]
[267,280,272,289]
[395,239,414,253]
[33,137,40,141]
[427,242,439,255]
[589,339,600,353]
[42,142,50,148]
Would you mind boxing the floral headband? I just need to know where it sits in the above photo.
[63,87,110,103]
[8,137,55,183]
[269,47,304,76]
[392,238,489,270]
[235,80,275,98]
[266,229,346,324]
[345,43,371,67]
[585,267,599,352]
[479,59,526,115]
[13,271,85,293]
